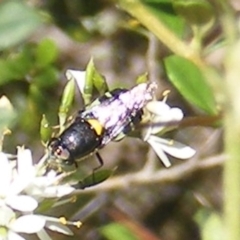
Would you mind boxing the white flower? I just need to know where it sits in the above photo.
[0,206,45,240]
[0,149,80,240]
[0,152,38,212]
[16,147,75,199]
[143,100,196,168]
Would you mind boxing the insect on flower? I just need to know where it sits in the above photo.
[48,82,157,168]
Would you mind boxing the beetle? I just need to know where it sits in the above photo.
[48,82,157,168]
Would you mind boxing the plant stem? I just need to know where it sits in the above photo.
[219,0,240,239]
[223,41,240,240]
[75,154,225,194]
[118,0,204,68]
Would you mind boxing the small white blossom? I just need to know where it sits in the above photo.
[0,206,45,240]
[0,152,38,212]
[144,100,196,167]
[16,147,75,199]
[0,149,80,240]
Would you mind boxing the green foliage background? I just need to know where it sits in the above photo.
[0,0,239,239]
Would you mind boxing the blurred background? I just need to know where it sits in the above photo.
[0,0,237,239]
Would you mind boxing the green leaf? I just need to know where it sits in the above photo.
[93,73,109,96]
[84,59,95,104]
[85,59,109,104]
[100,223,138,240]
[0,1,42,50]
[58,79,75,128]
[35,39,59,68]
[34,67,58,88]
[10,47,33,76]
[40,114,51,144]
[77,169,113,189]
[164,55,217,114]
[29,84,47,109]
[0,48,33,85]
[173,0,214,26]
[0,59,19,85]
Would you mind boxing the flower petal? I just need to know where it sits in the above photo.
[143,101,184,138]
[169,108,184,121]
[17,148,35,178]
[66,69,86,95]
[8,231,26,240]
[26,174,74,198]
[10,215,45,233]
[7,148,36,195]
[6,195,38,212]
[146,101,170,116]
[147,138,172,167]
[37,229,53,240]
[146,101,184,122]
[148,136,196,159]
[45,221,73,235]
[145,117,165,136]
[9,172,36,196]
[31,185,74,198]
[0,152,11,196]
[150,108,183,124]
[0,206,15,226]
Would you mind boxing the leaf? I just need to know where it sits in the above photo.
[0,59,19,85]
[0,1,42,50]
[35,39,59,68]
[77,169,112,189]
[40,114,51,144]
[0,48,33,85]
[100,223,138,240]
[34,67,58,88]
[173,0,214,26]
[84,59,95,105]
[85,59,109,104]
[58,79,75,127]
[164,55,217,114]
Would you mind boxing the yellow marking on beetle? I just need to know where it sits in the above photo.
[87,119,104,136]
